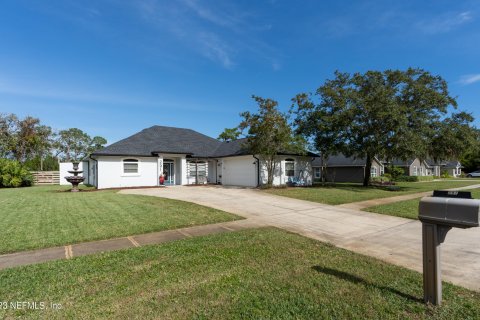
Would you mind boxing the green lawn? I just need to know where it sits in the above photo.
[0,228,478,319]
[365,188,480,219]
[264,180,480,205]
[0,186,239,254]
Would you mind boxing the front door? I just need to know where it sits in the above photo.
[163,162,174,185]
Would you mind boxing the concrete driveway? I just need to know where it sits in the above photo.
[121,186,480,291]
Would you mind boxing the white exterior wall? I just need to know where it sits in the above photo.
[96,156,158,189]
[59,162,87,185]
[221,155,257,187]
[259,156,313,186]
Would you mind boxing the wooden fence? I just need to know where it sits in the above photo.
[31,171,60,185]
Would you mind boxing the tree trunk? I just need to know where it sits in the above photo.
[321,154,328,185]
[363,154,372,187]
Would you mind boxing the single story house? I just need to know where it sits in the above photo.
[441,160,463,177]
[72,125,314,189]
[386,159,462,177]
[311,154,384,183]
[385,159,430,177]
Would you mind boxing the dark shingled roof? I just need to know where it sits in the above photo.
[312,154,370,167]
[92,126,222,157]
[212,138,249,157]
[92,126,313,158]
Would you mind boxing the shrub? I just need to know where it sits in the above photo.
[0,159,33,188]
[395,175,418,182]
[417,176,434,182]
[440,170,452,179]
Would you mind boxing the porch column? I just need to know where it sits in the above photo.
[157,155,163,186]
[180,156,187,185]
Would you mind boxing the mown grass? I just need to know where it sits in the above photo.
[365,188,480,219]
[264,180,480,205]
[0,185,239,254]
[0,228,478,319]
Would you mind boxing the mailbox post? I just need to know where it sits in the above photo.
[418,190,480,306]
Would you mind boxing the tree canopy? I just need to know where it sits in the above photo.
[0,113,108,168]
[292,68,476,186]
[238,95,305,187]
[54,128,108,162]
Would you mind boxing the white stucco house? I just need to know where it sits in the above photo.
[70,125,315,189]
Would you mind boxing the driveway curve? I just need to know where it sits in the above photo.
[121,186,480,291]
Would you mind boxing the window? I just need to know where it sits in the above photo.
[380,166,384,176]
[285,159,295,177]
[188,161,207,182]
[314,167,321,179]
[123,159,138,174]
[370,166,377,177]
[413,166,418,176]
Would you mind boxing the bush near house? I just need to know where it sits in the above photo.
[394,175,434,182]
[0,159,33,188]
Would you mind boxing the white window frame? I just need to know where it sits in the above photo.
[284,159,295,178]
[122,158,140,176]
[370,166,377,177]
[380,166,384,176]
[314,167,321,179]
[413,166,418,176]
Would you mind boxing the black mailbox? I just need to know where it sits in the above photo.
[418,190,480,306]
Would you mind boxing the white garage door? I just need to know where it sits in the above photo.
[222,156,257,187]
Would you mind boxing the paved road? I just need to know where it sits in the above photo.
[122,186,480,291]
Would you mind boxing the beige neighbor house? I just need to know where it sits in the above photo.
[386,159,463,177]
[311,154,384,183]
[386,159,431,177]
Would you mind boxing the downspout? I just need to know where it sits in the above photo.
[88,155,98,188]
[253,155,260,187]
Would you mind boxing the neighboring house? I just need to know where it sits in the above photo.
[384,158,463,177]
[442,160,463,177]
[75,125,314,189]
[425,159,442,177]
[311,154,384,183]
[385,159,430,176]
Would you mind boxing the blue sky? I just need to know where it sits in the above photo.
[1,0,479,144]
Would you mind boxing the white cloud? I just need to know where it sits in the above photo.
[460,74,480,85]
[416,11,473,34]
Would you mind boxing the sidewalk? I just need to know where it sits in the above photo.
[0,219,266,270]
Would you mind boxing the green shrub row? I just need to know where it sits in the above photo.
[394,175,434,182]
[0,159,33,188]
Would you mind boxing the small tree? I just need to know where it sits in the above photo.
[238,95,305,187]
[54,128,107,162]
[217,127,241,141]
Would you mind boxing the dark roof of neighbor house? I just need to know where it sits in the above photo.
[311,154,382,167]
[387,159,416,167]
[91,125,314,158]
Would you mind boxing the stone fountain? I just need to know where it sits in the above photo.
[65,161,85,192]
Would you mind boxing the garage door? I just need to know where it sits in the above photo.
[222,156,257,187]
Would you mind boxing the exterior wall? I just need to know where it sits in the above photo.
[409,159,428,176]
[59,162,87,185]
[325,167,365,183]
[96,156,158,189]
[221,155,257,187]
[208,161,216,183]
[259,156,313,186]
